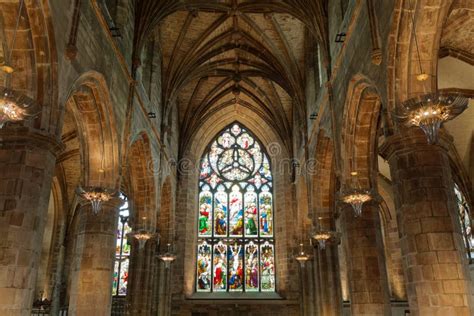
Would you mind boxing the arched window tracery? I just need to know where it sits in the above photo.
[196,123,276,293]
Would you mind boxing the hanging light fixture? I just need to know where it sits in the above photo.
[311,217,340,249]
[393,0,469,144]
[0,87,38,128]
[76,135,115,214]
[396,93,468,144]
[0,0,40,128]
[157,243,177,269]
[338,171,375,217]
[130,230,153,250]
[294,243,311,267]
[129,216,154,250]
[76,186,114,215]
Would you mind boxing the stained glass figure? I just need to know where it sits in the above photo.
[213,241,227,291]
[260,242,275,292]
[228,242,244,291]
[214,186,228,236]
[454,183,473,261]
[198,187,212,237]
[197,241,212,292]
[259,186,273,237]
[112,193,131,296]
[245,242,259,291]
[196,123,275,293]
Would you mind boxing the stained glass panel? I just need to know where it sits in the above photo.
[259,187,273,237]
[112,194,130,296]
[228,243,244,291]
[454,183,473,261]
[214,186,228,237]
[196,123,275,293]
[198,188,213,237]
[229,186,244,237]
[260,242,275,292]
[197,242,212,292]
[245,242,259,291]
[213,242,227,291]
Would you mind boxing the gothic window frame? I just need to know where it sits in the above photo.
[112,193,131,297]
[454,183,473,262]
[195,122,276,294]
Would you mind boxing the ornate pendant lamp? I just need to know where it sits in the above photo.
[129,216,155,250]
[0,0,40,128]
[76,135,115,214]
[294,243,311,267]
[338,172,374,217]
[311,217,341,249]
[130,230,153,250]
[76,186,114,215]
[157,243,177,269]
[396,92,468,144]
[394,0,469,144]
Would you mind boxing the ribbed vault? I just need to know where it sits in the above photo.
[132,0,328,157]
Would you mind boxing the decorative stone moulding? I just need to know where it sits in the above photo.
[0,87,40,128]
[395,92,469,144]
[76,186,116,215]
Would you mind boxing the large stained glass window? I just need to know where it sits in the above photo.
[112,194,132,296]
[196,123,275,293]
[454,183,473,261]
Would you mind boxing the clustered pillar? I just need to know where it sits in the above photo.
[0,130,61,315]
[342,205,392,315]
[68,200,120,315]
[128,234,159,315]
[381,130,474,315]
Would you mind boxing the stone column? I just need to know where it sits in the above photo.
[380,130,474,315]
[342,204,392,315]
[0,129,62,316]
[317,243,343,316]
[128,234,159,316]
[68,199,121,315]
[312,215,343,315]
[297,256,312,316]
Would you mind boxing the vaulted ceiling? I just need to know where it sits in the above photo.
[159,7,306,148]
[440,0,474,55]
[132,0,328,154]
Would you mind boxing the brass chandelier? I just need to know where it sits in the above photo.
[0,0,40,128]
[394,0,469,144]
[311,217,340,249]
[157,243,177,268]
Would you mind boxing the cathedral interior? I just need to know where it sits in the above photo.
[0,0,473,315]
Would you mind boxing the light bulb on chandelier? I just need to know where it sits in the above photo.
[311,217,340,249]
[338,172,375,217]
[157,243,177,269]
[294,243,311,267]
[393,0,469,144]
[0,1,40,128]
[130,216,155,250]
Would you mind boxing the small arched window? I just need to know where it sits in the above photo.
[112,193,131,296]
[196,123,276,293]
[454,183,473,261]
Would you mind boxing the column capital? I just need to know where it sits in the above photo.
[379,127,454,161]
[0,126,64,157]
